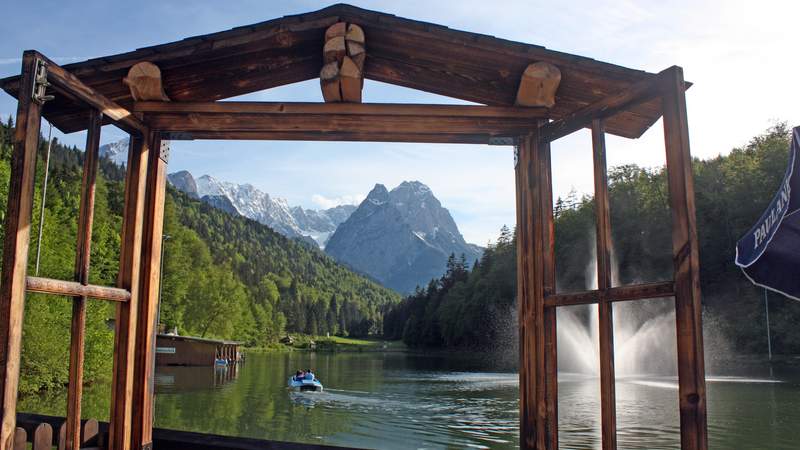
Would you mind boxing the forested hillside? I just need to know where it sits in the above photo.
[385,124,800,355]
[0,119,399,394]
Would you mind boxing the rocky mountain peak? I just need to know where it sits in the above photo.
[326,181,482,293]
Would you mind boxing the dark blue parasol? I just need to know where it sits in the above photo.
[735,126,800,300]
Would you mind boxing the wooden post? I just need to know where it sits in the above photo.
[516,129,557,450]
[661,66,708,450]
[592,120,617,450]
[131,133,167,450]
[109,135,149,450]
[65,109,102,450]
[0,51,42,450]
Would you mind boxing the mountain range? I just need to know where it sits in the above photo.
[167,170,355,248]
[101,138,481,293]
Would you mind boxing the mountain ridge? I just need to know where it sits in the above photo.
[326,181,482,293]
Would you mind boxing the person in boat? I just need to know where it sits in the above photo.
[304,369,314,381]
[294,370,304,382]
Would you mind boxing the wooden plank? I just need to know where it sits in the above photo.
[538,68,670,143]
[82,418,100,447]
[661,66,707,450]
[32,52,148,136]
[131,133,168,450]
[592,120,617,450]
[537,139,558,449]
[25,276,131,302]
[162,130,519,144]
[65,109,101,450]
[516,131,554,449]
[32,423,52,450]
[543,281,675,307]
[133,100,548,118]
[109,135,149,450]
[12,427,25,450]
[0,51,42,450]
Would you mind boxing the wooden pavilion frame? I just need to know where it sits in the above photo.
[0,5,706,450]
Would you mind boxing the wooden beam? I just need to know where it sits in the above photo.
[543,281,675,308]
[516,129,555,449]
[160,130,516,144]
[538,68,671,143]
[592,120,617,450]
[133,101,547,118]
[131,134,168,450]
[538,139,558,449]
[661,65,708,450]
[65,109,101,450]
[0,50,41,450]
[31,52,148,136]
[25,277,131,303]
[134,101,544,144]
[109,135,149,450]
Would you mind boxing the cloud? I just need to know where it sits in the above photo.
[311,193,366,210]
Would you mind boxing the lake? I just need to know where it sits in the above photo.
[18,351,800,449]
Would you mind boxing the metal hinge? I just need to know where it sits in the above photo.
[31,58,55,104]
[513,145,520,168]
[159,139,170,163]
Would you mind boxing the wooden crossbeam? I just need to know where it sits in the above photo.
[31,51,148,136]
[543,281,675,308]
[538,67,675,143]
[25,277,131,303]
[134,101,545,144]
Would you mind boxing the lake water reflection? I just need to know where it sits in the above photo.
[18,351,800,449]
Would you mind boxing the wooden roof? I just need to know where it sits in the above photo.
[0,3,671,139]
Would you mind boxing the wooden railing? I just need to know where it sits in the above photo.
[15,413,359,450]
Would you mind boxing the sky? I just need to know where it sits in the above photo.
[1,0,799,245]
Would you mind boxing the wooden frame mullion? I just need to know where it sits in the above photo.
[132,133,168,450]
[661,66,708,450]
[110,135,149,450]
[592,119,618,450]
[65,109,102,450]
[0,51,42,450]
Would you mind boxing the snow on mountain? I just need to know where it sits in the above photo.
[169,171,355,248]
[325,181,483,293]
[98,137,130,166]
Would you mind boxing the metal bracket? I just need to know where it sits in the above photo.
[513,145,520,168]
[488,136,517,146]
[159,139,170,163]
[31,58,54,104]
[141,443,153,450]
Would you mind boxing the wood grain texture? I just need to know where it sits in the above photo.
[131,133,168,450]
[32,423,52,450]
[543,281,675,307]
[109,135,149,450]
[25,276,131,302]
[66,109,101,450]
[515,62,561,108]
[516,129,555,449]
[661,66,708,450]
[592,120,617,450]
[31,52,147,135]
[0,51,41,450]
[0,5,666,138]
[539,67,670,142]
[123,62,170,102]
